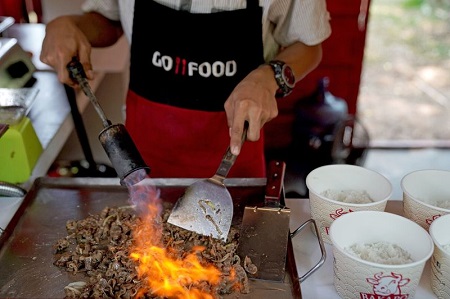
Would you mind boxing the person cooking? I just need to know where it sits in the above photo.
[40,0,331,178]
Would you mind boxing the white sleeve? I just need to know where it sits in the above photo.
[262,0,331,61]
[81,0,121,21]
[270,0,332,46]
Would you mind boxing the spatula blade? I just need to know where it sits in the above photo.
[167,179,233,242]
[237,160,290,281]
[238,206,291,281]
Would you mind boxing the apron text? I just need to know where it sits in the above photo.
[152,51,237,77]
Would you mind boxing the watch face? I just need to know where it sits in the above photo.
[282,64,295,88]
[269,60,295,97]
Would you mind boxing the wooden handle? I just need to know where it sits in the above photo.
[264,160,286,207]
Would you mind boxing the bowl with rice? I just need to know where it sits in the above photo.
[429,214,450,299]
[305,164,392,244]
[401,169,450,231]
[330,210,434,299]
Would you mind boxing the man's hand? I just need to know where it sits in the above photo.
[225,42,323,156]
[40,16,93,87]
[40,12,123,87]
[224,64,279,156]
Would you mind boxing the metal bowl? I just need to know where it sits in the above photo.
[0,88,38,125]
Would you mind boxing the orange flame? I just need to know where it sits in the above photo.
[128,182,223,299]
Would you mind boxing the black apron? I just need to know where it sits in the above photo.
[126,0,267,178]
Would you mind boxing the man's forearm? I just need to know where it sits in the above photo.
[276,42,323,83]
[72,12,124,47]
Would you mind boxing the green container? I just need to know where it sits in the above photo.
[0,116,42,183]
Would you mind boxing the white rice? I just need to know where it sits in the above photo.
[442,243,450,253]
[321,189,373,204]
[345,241,414,265]
[417,197,450,210]
[433,200,450,210]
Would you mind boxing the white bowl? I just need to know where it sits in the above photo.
[306,164,392,243]
[330,211,434,299]
[401,169,450,230]
[429,214,450,299]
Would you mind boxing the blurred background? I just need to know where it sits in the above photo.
[358,0,450,145]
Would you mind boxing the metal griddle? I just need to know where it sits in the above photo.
[0,177,302,299]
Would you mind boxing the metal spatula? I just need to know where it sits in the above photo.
[167,124,248,241]
[237,160,290,281]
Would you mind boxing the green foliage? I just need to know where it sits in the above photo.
[402,0,424,8]
[402,0,450,15]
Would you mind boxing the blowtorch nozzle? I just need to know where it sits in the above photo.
[99,124,150,186]
[66,57,150,186]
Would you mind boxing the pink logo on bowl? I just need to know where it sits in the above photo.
[426,214,442,226]
[363,272,410,299]
[325,208,354,234]
[329,208,354,220]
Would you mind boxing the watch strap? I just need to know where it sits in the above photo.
[268,60,295,98]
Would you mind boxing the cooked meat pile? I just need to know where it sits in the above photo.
[53,204,255,298]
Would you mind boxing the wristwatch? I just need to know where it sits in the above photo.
[268,60,295,98]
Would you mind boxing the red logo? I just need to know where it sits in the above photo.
[360,272,410,299]
[329,208,354,220]
[425,214,442,226]
[325,208,354,234]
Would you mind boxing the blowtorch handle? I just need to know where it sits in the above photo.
[67,57,112,128]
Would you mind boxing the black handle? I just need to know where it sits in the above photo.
[214,121,249,180]
[67,57,87,81]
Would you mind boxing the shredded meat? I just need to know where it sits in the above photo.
[53,204,254,298]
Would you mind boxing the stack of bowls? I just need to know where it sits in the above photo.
[305,164,450,298]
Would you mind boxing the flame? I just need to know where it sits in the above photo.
[126,174,225,299]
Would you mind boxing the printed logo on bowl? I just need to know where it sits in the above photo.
[325,208,354,235]
[426,214,443,227]
[364,272,411,299]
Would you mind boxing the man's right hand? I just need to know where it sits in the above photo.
[40,15,93,87]
[40,12,124,87]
